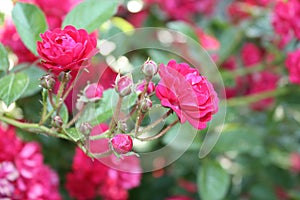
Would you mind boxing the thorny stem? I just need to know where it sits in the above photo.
[136,109,173,136]
[66,104,86,128]
[137,118,179,141]
[109,96,123,135]
[134,80,150,136]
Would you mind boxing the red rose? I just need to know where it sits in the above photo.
[155,60,218,130]
[37,25,97,74]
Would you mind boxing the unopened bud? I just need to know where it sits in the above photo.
[79,122,93,136]
[84,83,104,102]
[136,81,155,95]
[141,98,152,113]
[40,74,55,90]
[52,115,63,128]
[111,134,133,154]
[142,60,158,78]
[115,74,133,97]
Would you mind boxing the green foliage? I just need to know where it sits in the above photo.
[62,0,119,33]
[12,2,48,55]
[0,73,29,106]
[0,43,9,73]
[197,161,230,200]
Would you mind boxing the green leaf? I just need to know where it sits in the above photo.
[11,64,45,98]
[64,128,83,142]
[218,27,243,64]
[167,21,199,42]
[12,2,48,56]
[62,0,119,33]
[79,88,137,125]
[47,95,69,123]
[197,161,230,200]
[0,43,9,72]
[0,73,29,105]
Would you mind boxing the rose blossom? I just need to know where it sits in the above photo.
[155,60,218,130]
[286,49,300,85]
[37,25,97,74]
[0,125,61,200]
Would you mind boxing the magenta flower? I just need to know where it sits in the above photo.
[37,25,97,74]
[286,49,300,85]
[241,43,263,67]
[155,60,218,130]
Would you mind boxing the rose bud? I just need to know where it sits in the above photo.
[111,134,133,154]
[79,122,93,136]
[84,83,104,102]
[40,74,55,90]
[141,98,152,113]
[115,74,133,97]
[142,60,158,78]
[52,115,63,128]
[136,80,155,95]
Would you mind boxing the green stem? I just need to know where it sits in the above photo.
[0,115,68,140]
[226,87,289,107]
[89,130,110,140]
[137,118,179,141]
[222,63,265,79]
[40,89,48,123]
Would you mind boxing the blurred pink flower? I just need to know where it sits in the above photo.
[155,60,218,130]
[0,125,61,200]
[136,80,155,95]
[0,20,37,64]
[272,0,300,47]
[195,28,220,51]
[67,124,141,200]
[247,71,279,111]
[286,49,300,85]
[145,0,217,21]
[290,152,300,173]
[241,43,263,67]
[66,147,141,200]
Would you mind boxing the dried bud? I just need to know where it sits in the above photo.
[84,83,104,102]
[142,60,158,78]
[111,134,133,154]
[141,98,152,113]
[58,71,72,82]
[79,122,93,136]
[40,74,55,90]
[52,115,63,128]
[115,74,133,97]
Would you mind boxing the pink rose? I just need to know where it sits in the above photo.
[286,49,300,85]
[84,83,104,101]
[155,60,218,130]
[290,152,300,173]
[37,25,97,74]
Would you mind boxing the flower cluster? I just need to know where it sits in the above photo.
[272,0,300,47]
[66,148,141,200]
[155,60,218,130]
[0,125,61,199]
